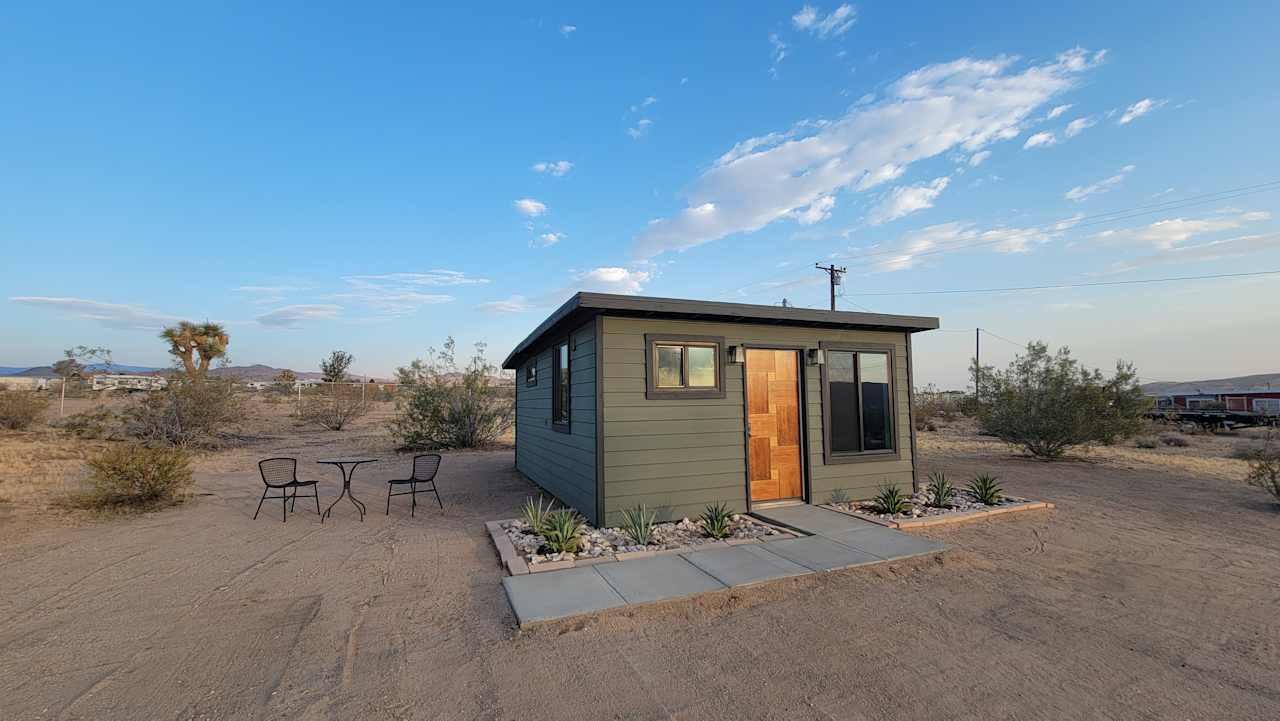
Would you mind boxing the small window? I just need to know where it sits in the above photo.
[645,335,725,399]
[822,345,896,463]
[525,362,537,386]
[552,341,570,427]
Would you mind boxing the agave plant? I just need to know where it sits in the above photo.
[541,509,586,554]
[870,483,910,515]
[619,504,657,546]
[828,488,851,505]
[520,496,555,534]
[926,471,955,508]
[967,474,1004,505]
[699,502,733,539]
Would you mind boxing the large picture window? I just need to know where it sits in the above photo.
[644,334,725,399]
[821,344,896,463]
[552,340,570,429]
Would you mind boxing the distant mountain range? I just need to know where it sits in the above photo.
[0,363,332,381]
[1141,372,1280,395]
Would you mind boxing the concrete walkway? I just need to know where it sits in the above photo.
[502,506,945,626]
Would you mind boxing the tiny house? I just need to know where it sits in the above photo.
[502,293,939,526]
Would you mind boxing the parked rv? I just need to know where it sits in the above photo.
[92,375,168,392]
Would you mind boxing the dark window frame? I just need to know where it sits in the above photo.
[818,341,900,465]
[551,338,571,432]
[643,333,727,400]
[525,362,537,386]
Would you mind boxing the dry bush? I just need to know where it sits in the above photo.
[52,408,118,439]
[1231,439,1272,460]
[390,338,513,450]
[298,384,368,431]
[1133,437,1159,449]
[913,385,961,432]
[122,380,242,447]
[1159,433,1190,447]
[66,444,193,510]
[0,391,50,430]
[1245,443,1280,505]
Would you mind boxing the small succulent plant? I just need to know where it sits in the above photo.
[926,471,955,508]
[967,474,1004,505]
[541,509,586,554]
[619,504,657,546]
[699,502,733,539]
[871,483,910,515]
[520,496,555,534]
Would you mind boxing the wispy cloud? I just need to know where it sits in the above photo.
[343,271,488,287]
[531,231,565,248]
[255,304,341,328]
[633,48,1106,257]
[1023,131,1056,149]
[477,295,533,313]
[846,216,1078,272]
[330,271,485,316]
[559,24,576,37]
[1064,115,1097,138]
[628,96,658,113]
[9,296,178,331]
[531,160,573,176]
[1118,97,1166,125]
[1094,209,1271,249]
[768,33,788,77]
[1046,104,1072,120]
[868,177,950,225]
[791,195,836,225]
[1064,164,1135,202]
[514,198,548,217]
[574,266,651,294]
[1047,302,1095,311]
[626,118,653,140]
[234,285,307,305]
[968,150,992,167]
[791,4,857,38]
[1108,233,1280,273]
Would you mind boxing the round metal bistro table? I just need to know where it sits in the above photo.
[318,457,378,522]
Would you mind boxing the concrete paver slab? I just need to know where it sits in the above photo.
[826,527,947,561]
[759,535,881,572]
[502,567,625,625]
[595,554,725,603]
[751,504,879,536]
[682,544,809,587]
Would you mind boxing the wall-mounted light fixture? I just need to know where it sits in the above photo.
[806,348,825,366]
[727,345,746,364]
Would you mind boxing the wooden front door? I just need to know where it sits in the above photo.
[746,348,803,503]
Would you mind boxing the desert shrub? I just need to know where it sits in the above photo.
[926,471,955,508]
[967,474,1004,505]
[0,390,49,430]
[1246,450,1280,505]
[1159,433,1189,448]
[699,502,733,539]
[52,408,118,439]
[541,509,585,554]
[620,504,657,546]
[122,379,241,447]
[298,384,368,431]
[520,496,555,534]
[828,488,851,504]
[974,342,1149,459]
[389,338,513,450]
[914,385,961,431]
[72,444,193,510]
[870,483,909,515]
[1133,436,1159,449]
[1231,439,1272,460]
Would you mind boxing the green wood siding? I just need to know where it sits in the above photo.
[599,316,915,525]
[515,321,599,524]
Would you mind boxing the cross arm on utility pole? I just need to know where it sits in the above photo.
[815,263,847,311]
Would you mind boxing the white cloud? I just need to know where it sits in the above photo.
[343,271,488,287]
[1108,233,1280,273]
[514,198,548,216]
[560,25,576,37]
[332,271,483,316]
[633,48,1104,257]
[968,150,991,167]
[1064,164,1135,202]
[627,118,653,140]
[574,267,651,294]
[1152,187,1176,199]
[1095,210,1271,250]
[477,295,533,313]
[531,160,573,176]
[792,4,857,38]
[1023,131,1056,149]
[531,231,565,248]
[234,285,306,305]
[868,177,949,225]
[1046,104,1072,119]
[847,216,1071,272]
[629,96,658,113]
[255,304,341,328]
[1118,97,1166,125]
[791,195,836,225]
[769,33,787,76]
[9,296,178,331]
[1064,115,1096,138]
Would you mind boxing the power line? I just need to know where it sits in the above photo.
[845,269,1280,296]
[980,328,1024,349]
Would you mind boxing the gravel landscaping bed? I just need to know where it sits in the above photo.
[826,488,1047,526]
[501,514,786,567]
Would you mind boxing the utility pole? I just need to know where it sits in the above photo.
[779,297,790,308]
[974,327,981,403]
[815,263,846,311]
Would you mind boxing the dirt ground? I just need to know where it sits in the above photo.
[2,411,1279,720]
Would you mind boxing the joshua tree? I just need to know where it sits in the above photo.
[161,322,228,382]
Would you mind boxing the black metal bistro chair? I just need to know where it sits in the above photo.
[254,458,321,522]
[386,454,443,516]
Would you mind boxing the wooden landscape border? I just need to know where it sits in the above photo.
[819,499,1054,529]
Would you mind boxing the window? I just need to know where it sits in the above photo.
[525,362,537,386]
[644,334,725,399]
[552,340,570,428]
[821,344,896,463]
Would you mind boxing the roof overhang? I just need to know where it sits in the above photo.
[501,292,940,369]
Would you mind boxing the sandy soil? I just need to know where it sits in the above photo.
[1,417,1278,719]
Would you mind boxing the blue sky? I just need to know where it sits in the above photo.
[3,2,1279,388]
